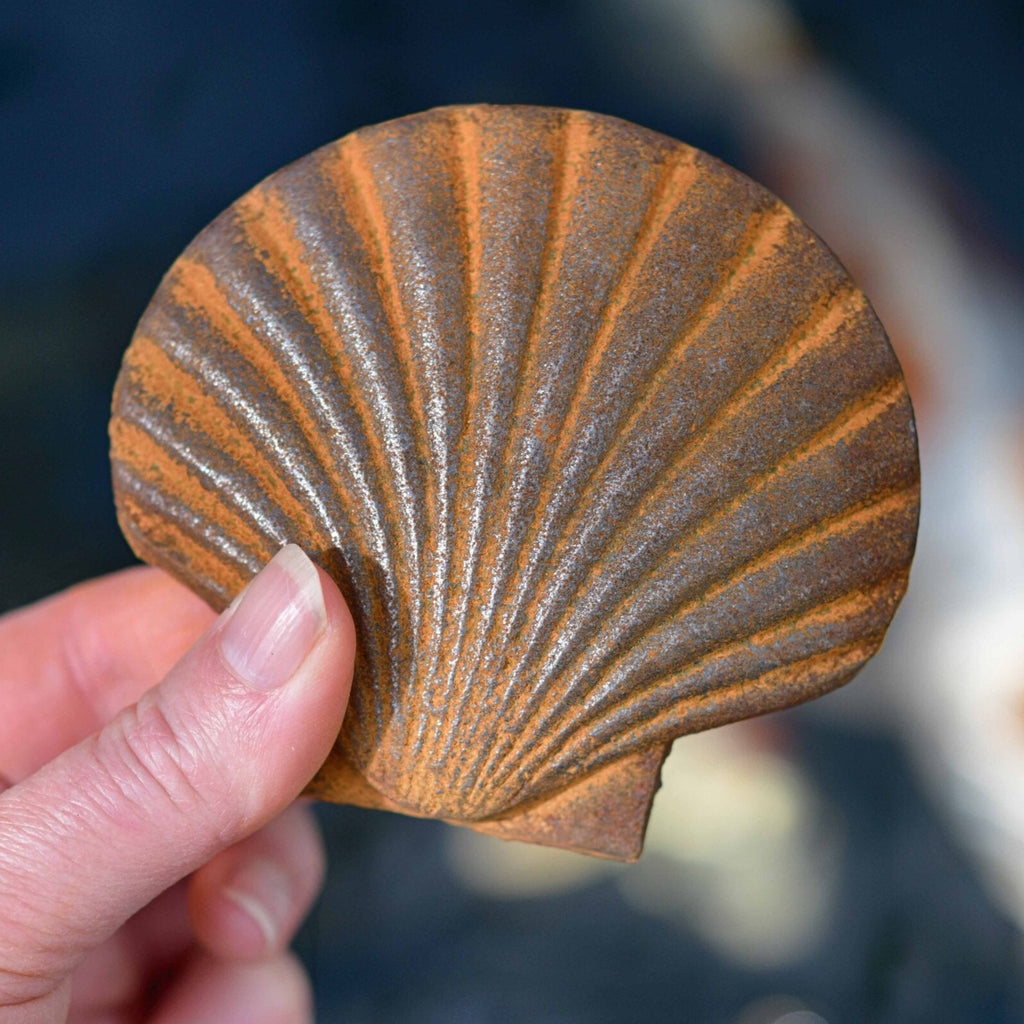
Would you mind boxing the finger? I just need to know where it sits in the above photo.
[189,802,326,960]
[148,951,313,1024]
[0,567,215,780]
[69,884,192,1016]
[0,545,354,1013]
[67,931,143,1018]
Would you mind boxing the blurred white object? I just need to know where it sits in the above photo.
[447,721,842,969]
[919,594,1024,922]
[724,5,1024,933]
[734,996,828,1024]
[618,722,842,969]
[445,825,619,899]
[600,0,1024,930]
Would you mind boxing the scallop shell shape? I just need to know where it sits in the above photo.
[110,105,919,859]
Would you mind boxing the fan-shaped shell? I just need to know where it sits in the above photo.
[110,105,919,859]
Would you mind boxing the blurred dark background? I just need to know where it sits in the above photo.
[2,2,1023,1021]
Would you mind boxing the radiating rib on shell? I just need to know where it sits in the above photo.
[110,104,919,848]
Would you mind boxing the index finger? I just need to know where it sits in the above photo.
[0,566,215,781]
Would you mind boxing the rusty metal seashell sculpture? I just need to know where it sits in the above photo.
[109,105,919,859]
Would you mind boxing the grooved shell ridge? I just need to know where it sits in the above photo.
[110,104,920,860]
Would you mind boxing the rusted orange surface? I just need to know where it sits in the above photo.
[110,105,919,859]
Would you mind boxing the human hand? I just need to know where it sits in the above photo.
[0,544,355,1023]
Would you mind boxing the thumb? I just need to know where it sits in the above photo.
[0,545,355,1010]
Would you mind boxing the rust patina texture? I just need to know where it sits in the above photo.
[109,105,920,859]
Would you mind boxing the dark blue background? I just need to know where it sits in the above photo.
[2,3,1022,1020]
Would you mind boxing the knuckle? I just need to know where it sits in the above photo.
[90,695,230,837]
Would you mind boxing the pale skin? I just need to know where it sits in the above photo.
[0,545,355,1023]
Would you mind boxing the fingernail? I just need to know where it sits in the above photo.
[219,545,326,691]
[222,857,293,954]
